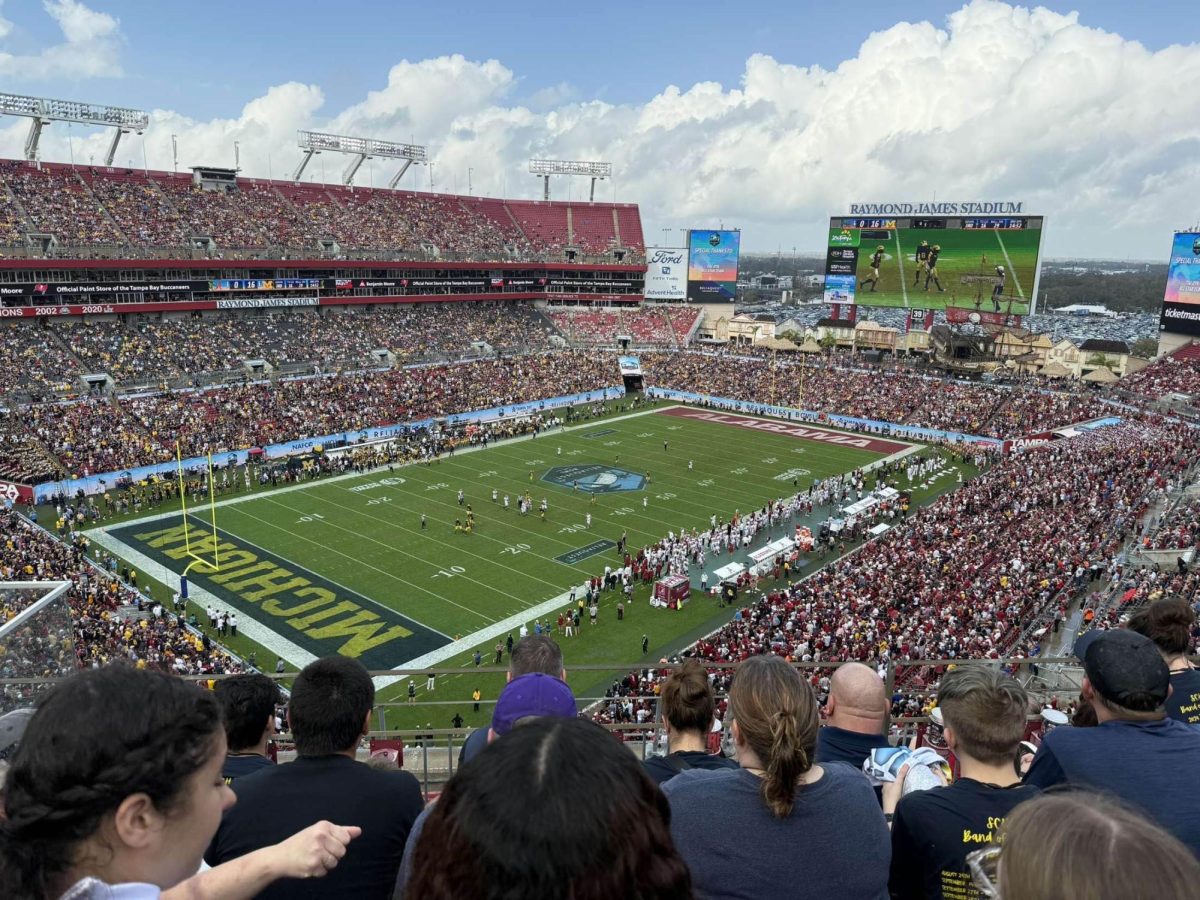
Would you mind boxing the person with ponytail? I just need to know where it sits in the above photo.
[1127,597,1200,726]
[0,665,359,900]
[644,658,739,785]
[662,654,889,899]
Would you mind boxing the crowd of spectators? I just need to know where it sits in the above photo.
[21,304,559,389]
[1144,495,1200,551]
[0,321,82,400]
[0,412,61,484]
[545,306,700,347]
[1120,346,1200,400]
[0,507,242,679]
[639,351,1109,439]
[0,160,645,261]
[0,352,615,478]
[0,162,122,247]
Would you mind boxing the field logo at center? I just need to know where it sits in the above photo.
[542,464,646,493]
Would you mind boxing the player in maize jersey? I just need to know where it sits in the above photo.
[859,245,885,292]
[924,244,946,292]
[913,240,931,286]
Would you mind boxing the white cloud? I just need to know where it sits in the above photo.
[44,0,117,43]
[0,0,121,79]
[3,1,1198,258]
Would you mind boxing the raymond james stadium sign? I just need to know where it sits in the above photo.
[849,201,1024,215]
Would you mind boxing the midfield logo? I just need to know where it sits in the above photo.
[542,464,646,493]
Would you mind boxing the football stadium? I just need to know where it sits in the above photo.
[4,4,1200,898]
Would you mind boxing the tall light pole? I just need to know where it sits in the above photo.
[234,140,240,171]
[468,167,473,195]
[171,133,178,173]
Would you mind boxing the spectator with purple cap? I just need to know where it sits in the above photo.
[395,671,578,896]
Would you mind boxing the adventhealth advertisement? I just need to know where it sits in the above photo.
[1161,232,1200,336]
[643,247,688,300]
[686,230,740,303]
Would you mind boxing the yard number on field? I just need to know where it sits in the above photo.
[501,543,532,555]
[432,565,466,579]
[296,513,325,524]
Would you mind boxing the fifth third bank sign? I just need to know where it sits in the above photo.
[643,247,688,300]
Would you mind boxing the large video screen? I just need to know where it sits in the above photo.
[823,216,1044,314]
[1160,232,1200,337]
[687,229,740,303]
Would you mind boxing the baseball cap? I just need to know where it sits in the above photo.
[491,673,577,735]
[1074,628,1170,710]
[0,707,33,757]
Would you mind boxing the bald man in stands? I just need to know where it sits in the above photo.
[815,663,891,771]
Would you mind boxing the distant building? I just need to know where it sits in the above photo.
[1052,304,1118,318]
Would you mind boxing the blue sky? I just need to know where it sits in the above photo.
[1,0,1198,257]
[15,0,1186,119]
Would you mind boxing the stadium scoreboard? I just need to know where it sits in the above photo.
[824,213,1045,313]
[833,216,1042,231]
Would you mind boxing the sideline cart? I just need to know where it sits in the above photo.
[653,574,691,609]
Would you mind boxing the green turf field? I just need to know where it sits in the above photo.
[849,226,1041,313]
[88,404,943,729]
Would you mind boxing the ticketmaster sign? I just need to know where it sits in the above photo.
[643,247,687,300]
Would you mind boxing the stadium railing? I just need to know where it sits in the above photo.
[0,654,1109,798]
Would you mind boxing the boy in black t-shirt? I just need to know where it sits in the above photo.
[885,667,1039,900]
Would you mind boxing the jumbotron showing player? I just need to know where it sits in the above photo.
[913,240,931,287]
[992,265,1006,311]
[859,245,885,292]
[924,244,945,292]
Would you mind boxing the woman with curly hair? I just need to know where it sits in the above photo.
[0,665,358,900]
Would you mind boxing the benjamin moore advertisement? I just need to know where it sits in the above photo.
[643,247,688,300]
[1160,232,1200,336]
[686,230,740,303]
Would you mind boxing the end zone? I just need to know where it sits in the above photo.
[657,407,915,455]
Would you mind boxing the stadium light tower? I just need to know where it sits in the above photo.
[0,91,148,165]
[294,130,428,188]
[529,159,612,202]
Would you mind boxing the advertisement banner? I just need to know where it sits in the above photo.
[944,306,1023,328]
[686,230,740,303]
[0,300,218,318]
[0,479,34,504]
[0,281,208,298]
[1159,232,1200,337]
[643,247,687,300]
[618,355,642,376]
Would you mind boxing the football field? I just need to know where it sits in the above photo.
[91,405,923,728]
[853,226,1041,313]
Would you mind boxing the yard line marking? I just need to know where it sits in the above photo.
[894,228,909,308]
[255,495,580,620]
[994,229,1025,299]
[225,502,495,624]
